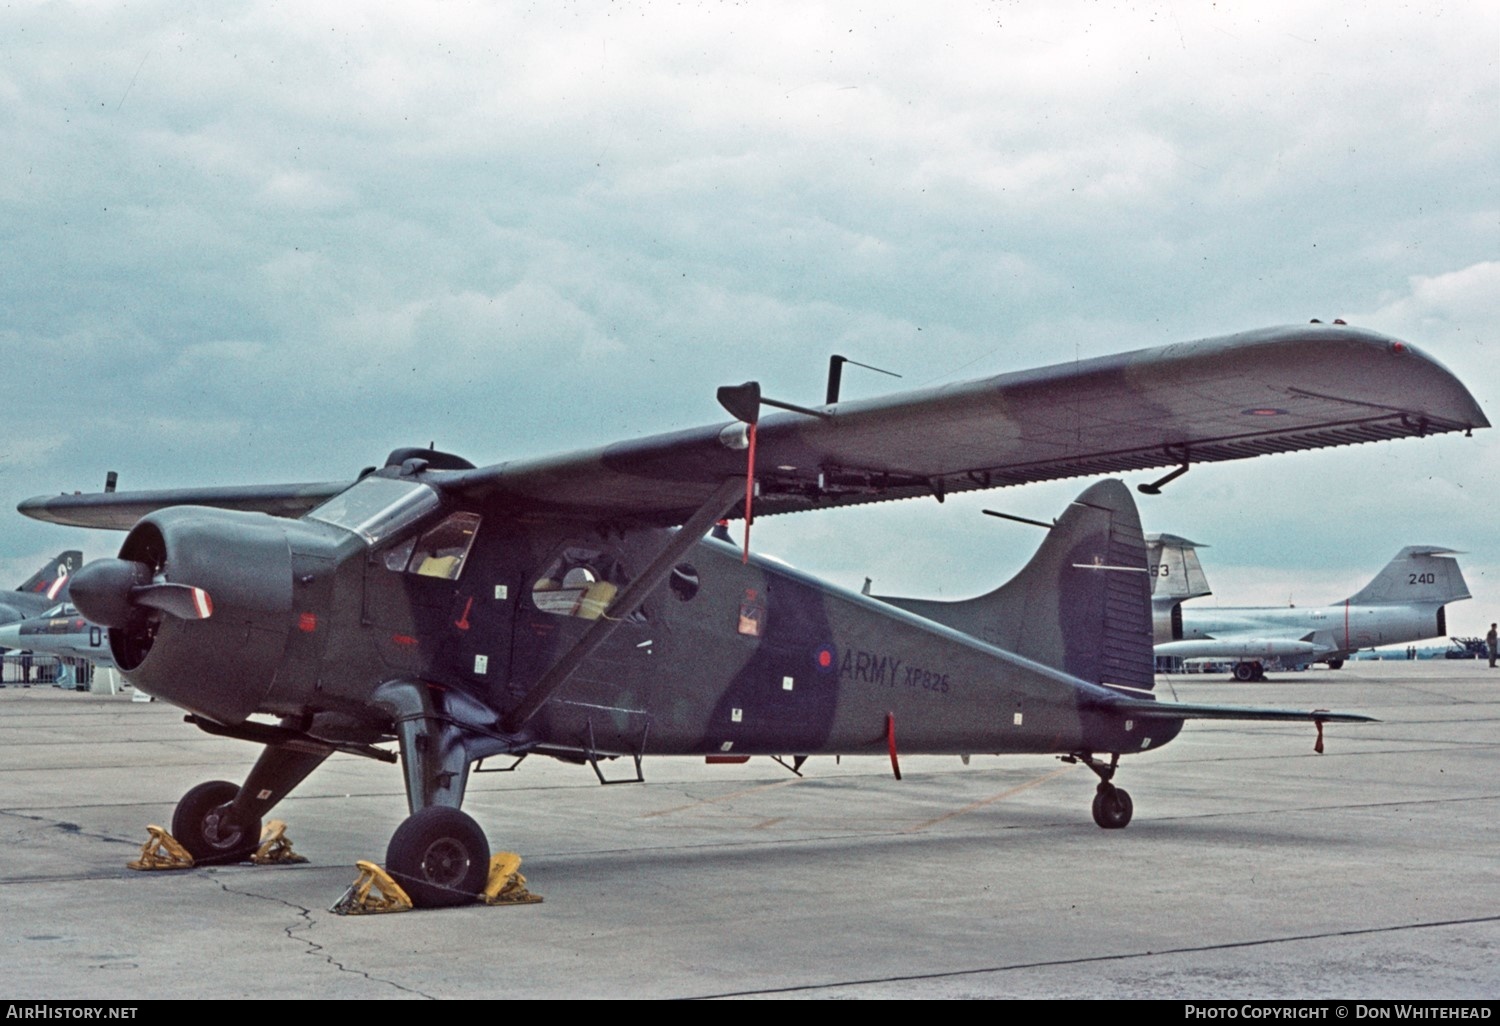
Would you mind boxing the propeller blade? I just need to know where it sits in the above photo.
[131,583,214,621]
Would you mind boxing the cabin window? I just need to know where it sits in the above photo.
[532,546,636,621]
[405,512,482,580]
[737,588,766,637]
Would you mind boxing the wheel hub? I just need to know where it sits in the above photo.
[203,807,247,850]
[420,839,471,886]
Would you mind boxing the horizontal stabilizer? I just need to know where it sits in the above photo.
[1101,696,1375,724]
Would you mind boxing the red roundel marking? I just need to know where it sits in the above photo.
[297,613,318,633]
[818,649,832,668]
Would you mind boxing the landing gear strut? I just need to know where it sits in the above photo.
[1065,752,1134,829]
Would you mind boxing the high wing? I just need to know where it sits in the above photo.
[19,324,1487,531]
[19,481,351,531]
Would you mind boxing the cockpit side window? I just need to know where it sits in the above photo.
[404,512,482,580]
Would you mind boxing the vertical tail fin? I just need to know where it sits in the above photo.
[16,551,83,601]
[1145,534,1213,602]
[874,479,1155,690]
[1341,547,1470,606]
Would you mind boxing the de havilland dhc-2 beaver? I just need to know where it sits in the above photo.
[19,323,1488,907]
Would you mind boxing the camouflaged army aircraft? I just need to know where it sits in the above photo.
[18,324,1489,907]
[1148,534,1470,680]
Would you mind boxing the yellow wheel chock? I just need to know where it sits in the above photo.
[250,820,308,865]
[330,852,541,914]
[126,825,195,871]
[330,861,414,915]
[127,820,307,871]
[481,852,543,906]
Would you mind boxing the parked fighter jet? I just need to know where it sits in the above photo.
[0,551,84,685]
[21,324,1488,907]
[0,551,82,625]
[1149,535,1470,680]
[0,601,115,673]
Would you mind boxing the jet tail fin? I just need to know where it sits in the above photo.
[16,551,82,601]
[1341,546,1470,606]
[1146,533,1212,602]
[876,479,1154,691]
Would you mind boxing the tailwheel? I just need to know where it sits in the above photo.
[386,806,491,908]
[172,780,262,865]
[1091,783,1133,829]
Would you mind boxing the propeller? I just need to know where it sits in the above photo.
[69,558,214,629]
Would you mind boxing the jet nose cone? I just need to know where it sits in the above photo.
[69,558,151,628]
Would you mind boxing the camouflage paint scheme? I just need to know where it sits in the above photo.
[25,323,1489,907]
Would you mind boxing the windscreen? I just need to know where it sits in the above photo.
[304,477,440,543]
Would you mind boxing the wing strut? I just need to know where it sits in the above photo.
[503,478,744,732]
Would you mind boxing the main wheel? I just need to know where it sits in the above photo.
[1092,784,1134,829]
[172,780,262,865]
[1326,658,1344,670]
[1233,662,1257,682]
[386,806,490,908]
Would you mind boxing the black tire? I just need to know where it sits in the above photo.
[1326,658,1344,670]
[172,780,261,865]
[386,806,490,908]
[1233,662,1257,682]
[1092,785,1133,829]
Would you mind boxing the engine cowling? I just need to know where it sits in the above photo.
[70,507,296,724]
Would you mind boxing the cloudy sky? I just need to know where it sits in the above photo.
[3,1,1497,635]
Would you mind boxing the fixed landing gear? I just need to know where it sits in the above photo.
[1091,783,1133,829]
[386,806,492,908]
[172,780,263,865]
[1065,751,1134,829]
[1232,661,1266,682]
